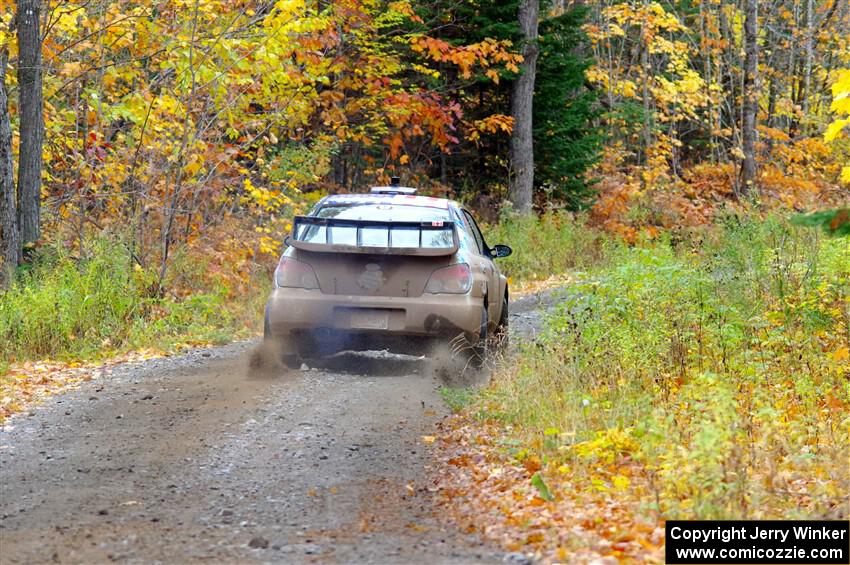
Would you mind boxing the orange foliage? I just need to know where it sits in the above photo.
[591,137,849,241]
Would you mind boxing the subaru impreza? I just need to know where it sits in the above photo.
[263,181,512,367]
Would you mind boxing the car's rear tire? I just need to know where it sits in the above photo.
[281,353,301,370]
[264,305,301,370]
[493,294,509,350]
[469,302,489,368]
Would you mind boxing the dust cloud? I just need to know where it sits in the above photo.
[246,340,287,379]
[245,335,498,388]
[428,342,492,388]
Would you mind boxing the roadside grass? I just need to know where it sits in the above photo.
[458,215,848,528]
[439,386,480,413]
[484,212,605,285]
[0,235,269,366]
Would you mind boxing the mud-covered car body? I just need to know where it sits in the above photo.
[264,186,511,363]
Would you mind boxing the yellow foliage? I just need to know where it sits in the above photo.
[572,427,639,463]
[824,118,849,143]
[830,69,850,117]
[826,69,850,185]
[242,178,292,213]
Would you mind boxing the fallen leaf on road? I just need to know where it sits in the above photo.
[1,349,167,423]
[432,416,664,563]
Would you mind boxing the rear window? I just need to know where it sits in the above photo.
[296,204,454,248]
[314,204,450,222]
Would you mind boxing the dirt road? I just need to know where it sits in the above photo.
[0,293,553,564]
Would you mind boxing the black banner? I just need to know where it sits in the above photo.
[665,520,849,564]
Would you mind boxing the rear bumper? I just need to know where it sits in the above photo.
[266,288,483,339]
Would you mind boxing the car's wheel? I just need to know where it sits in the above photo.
[493,294,509,349]
[281,353,301,370]
[264,306,301,370]
[470,302,489,367]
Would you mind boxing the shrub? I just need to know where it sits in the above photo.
[483,212,606,283]
[0,236,268,363]
[480,215,849,519]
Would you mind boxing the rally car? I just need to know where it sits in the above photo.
[263,179,512,368]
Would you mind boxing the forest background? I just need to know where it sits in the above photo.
[0,3,848,557]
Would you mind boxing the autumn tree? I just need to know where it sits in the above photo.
[825,68,850,184]
[422,0,600,211]
[406,0,520,203]
[533,5,601,209]
[0,0,843,271]
[0,0,522,283]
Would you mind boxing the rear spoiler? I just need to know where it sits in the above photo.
[285,216,459,256]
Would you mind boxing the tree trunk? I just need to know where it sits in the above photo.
[16,0,43,247]
[1,48,20,280]
[785,0,799,136]
[700,0,718,163]
[766,72,777,152]
[640,0,652,166]
[508,0,539,215]
[740,0,759,197]
[801,0,815,128]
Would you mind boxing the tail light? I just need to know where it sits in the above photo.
[275,256,320,289]
[425,263,472,294]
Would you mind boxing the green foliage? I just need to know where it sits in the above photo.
[451,0,521,47]
[440,386,480,412]
[480,216,850,519]
[605,99,648,145]
[0,237,267,363]
[484,212,606,282]
[792,208,850,237]
[531,472,554,501]
[533,6,603,208]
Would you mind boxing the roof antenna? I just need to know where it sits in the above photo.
[390,176,400,187]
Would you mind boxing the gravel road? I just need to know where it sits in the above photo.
[0,290,560,564]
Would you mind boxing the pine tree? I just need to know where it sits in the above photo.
[460,0,601,209]
[411,0,600,209]
[533,6,601,210]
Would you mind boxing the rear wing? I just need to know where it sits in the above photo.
[285,216,459,256]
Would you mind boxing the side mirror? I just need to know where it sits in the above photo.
[490,244,512,259]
